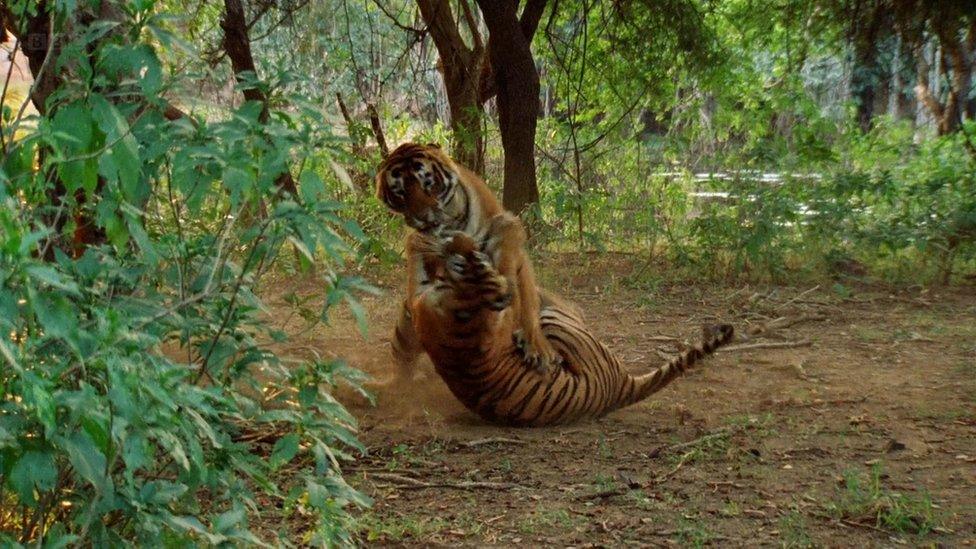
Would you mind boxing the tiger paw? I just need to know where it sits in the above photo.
[470,262,513,311]
[513,330,563,374]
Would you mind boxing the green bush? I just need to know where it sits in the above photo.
[0,0,370,544]
[534,115,976,284]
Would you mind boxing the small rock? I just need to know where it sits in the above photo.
[885,439,906,453]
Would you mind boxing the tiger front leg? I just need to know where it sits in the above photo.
[485,213,563,374]
[511,260,564,374]
[421,232,514,322]
[442,245,514,317]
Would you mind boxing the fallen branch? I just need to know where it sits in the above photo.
[773,314,827,329]
[718,339,812,353]
[664,429,731,453]
[745,315,826,337]
[366,472,523,491]
[654,450,695,483]
[574,487,629,501]
[776,285,821,311]
[649,529,728,541]
[839,518,889,534]
[458,437,526,448]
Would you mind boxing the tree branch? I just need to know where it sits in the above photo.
[458,0,484,55]
[220,0,297,193]
[417,0,470,65]
[370,0,426,34]
[367,103,389,157]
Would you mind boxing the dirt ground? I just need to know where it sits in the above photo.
[267,255,976,547]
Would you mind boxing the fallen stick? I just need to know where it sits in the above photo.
[664,429,732,453]
[839,518,889,534]
[718,339,812,352]
[776,285,821,311]
[654,450,695,483]
[366,472,523,491]
[458,437,526,448]
[574,487,629,501]
[745,315,826,337]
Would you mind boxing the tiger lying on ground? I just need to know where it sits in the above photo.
[408,229,735,427]
[376,142,562,378]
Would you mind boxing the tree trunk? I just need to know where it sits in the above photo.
[477,0,547,104]
[476,0,542,215]
[850,4,885,133]
[444,77,485,173]
[221,0,297,193]
[417,0,486,174]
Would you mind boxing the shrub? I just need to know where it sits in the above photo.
[0,0,370,544]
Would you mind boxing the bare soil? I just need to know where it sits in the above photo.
[266,255,976,547]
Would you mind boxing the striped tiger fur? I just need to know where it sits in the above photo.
[410,232,735,427]
[377,142,562,380]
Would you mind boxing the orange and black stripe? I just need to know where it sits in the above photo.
[415,261,735,427]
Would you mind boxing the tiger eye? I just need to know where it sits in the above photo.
[413,161,424,171]
[391,168,401,177]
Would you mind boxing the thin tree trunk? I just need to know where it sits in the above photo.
[417,0,486,173]
[367,103,389,158]
[477,0,542,215]
[221,0,297,193]
[851,4,885,132]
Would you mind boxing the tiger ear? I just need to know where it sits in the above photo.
[425,142,442,149]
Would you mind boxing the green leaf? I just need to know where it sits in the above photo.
[270,433,300,469]
[37,522,78,548]
[299,170,326,203]
[223,165,251,207]
[26,265,79,295]
[9,450,57,505]
[51,102,98,195]
[17,228,51,256]
[213,506,247,534]
[91,94,143,204]
[162,514,224,544]
[125,213,157,265]
[342,219,366,242]
[34,292,79,341]
[62,431,108,489]
[139,480,188,505]
[344,296,368,338]
[30,384,57,439]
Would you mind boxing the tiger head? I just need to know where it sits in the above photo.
[376,142,462,233]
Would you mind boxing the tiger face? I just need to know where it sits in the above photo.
[376,143,461,233]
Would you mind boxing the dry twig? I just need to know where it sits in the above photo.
[775,285,821,311]
[366,472,524,491]
[458,437,526,448]
[719,339,812,352]
[664,429,731,453]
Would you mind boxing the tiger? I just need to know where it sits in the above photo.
[407,229,735,427]
[376,142,562,380]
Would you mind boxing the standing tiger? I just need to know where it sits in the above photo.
[409,230,735,427]
[376,142,562,379]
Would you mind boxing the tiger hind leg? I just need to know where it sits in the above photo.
[390,299,425,381]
